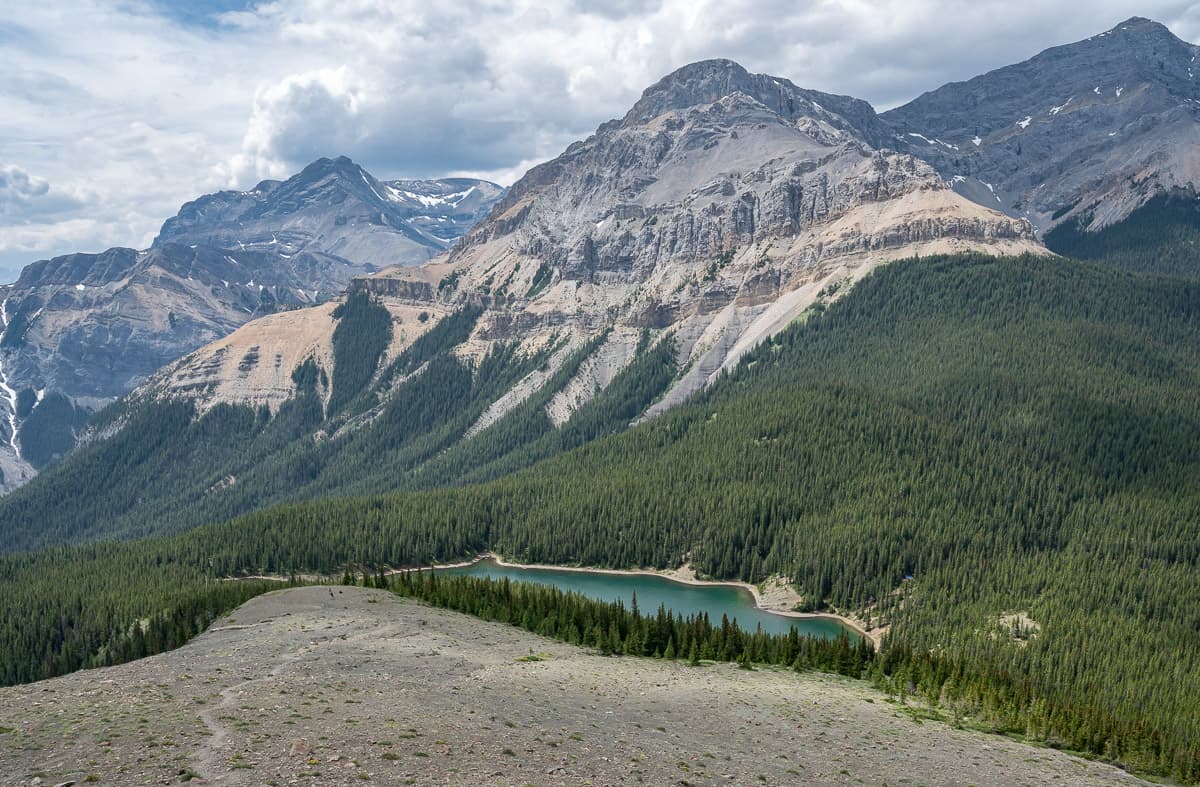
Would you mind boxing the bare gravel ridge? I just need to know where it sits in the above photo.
[0,587,1149,786]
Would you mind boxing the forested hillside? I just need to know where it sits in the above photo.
[0,296,678,552]
[1045,192,1200,277]
[2,253,1199,780]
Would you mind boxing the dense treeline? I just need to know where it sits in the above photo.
[390,569,873,675]
[0,542,275,685]
[1,253,1200,780]
[327,291,393,415]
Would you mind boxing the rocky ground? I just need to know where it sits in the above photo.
[0,587,1149,786]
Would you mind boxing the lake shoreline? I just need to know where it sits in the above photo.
[427,552,880,647]
[232,553,882,646]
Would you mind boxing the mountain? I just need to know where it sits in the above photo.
[0,244,358,488]
[147,59,1037,420]
[0,160,503,491]
[883,17,1200,231]
[0,57,1042,546]
[155,156,505,267]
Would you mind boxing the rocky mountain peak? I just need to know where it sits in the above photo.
[155,156,503,270]
[299,154,360,176]
[623,58,755,121]
[1107,16,1175,37]
[621,59,890,147]
[283,156,389,203]
[1077,16,1196,79]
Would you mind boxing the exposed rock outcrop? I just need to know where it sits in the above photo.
[150,59,1041,421]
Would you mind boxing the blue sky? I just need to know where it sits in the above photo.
[1,0,1199,282]
[149,0,253,28]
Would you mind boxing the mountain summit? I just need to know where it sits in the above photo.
[156,156,504,269]
[619,59,892,146]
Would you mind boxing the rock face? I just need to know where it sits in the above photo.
[0,244,357,482]
[150,59,1040,423]
[156,157,504,269]
[0,159,503,490]
[883,17,1200,231]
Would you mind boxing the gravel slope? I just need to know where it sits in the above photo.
[0,586,1149,786]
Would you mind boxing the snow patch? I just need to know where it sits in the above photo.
[906,132,958,151]
[1048,97,1072,116]
[972,135,982,146]
[1116,86,1124,97]
[359,172,389,205]
[1016,116,1032,129]
[382,183,471,209]
[0,299,22,458]
[75,283,85,291]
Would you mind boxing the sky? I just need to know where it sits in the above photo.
[1,1,1198,282]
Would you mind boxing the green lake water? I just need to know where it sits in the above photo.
[439,559,855,640]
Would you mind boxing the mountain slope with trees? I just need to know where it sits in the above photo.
[2,251,1199,781]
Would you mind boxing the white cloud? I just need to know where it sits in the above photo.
[1,0,1198,282]
[228,66,370,183]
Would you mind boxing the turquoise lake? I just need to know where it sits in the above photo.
[439,559,855,640]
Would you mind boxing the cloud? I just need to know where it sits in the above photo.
[229,66,369,183]
[568,0,664,20]
[2,0,1199,280]
[0,164,88,221]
